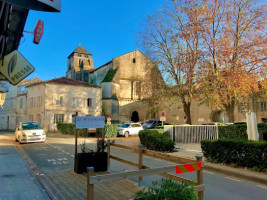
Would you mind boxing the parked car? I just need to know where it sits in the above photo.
[15,122,46,144]
[142,120,165,129]
[233,122,247,125]
[117,123,143,137]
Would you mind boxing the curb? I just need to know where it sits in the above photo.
[13,140,51,200]
[204,163,267,185]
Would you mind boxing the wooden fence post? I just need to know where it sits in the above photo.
[107,139,111,172]
[138,144,143,185]
[195,155,203,200]
[87,167,94,200]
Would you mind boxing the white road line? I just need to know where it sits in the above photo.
[71,155,75,157]
[204,171,214,174]
[226,177,241,182]
[257,185,267,189]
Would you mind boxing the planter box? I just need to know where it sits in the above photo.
[74,152,107,174]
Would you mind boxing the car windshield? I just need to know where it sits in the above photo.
[120,123,130,128]
[21,122,42,130]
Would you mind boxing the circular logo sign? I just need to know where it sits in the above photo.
[161,112,166,117]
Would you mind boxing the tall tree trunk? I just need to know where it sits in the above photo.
[223,100,235,123]
[182,100,192,124]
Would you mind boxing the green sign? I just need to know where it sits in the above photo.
[0,50,35,85]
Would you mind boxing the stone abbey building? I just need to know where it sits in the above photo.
[66,45,267,124]
[66,45,160,123]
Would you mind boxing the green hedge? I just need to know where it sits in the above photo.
[218,124,247,139]
[96,124,118,138]
[56,123,87,136]
[139,130,174,152]
[218,123,267,140]
[201,139,267,170]
[258,123,267,140]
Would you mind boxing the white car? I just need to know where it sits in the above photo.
[15,122,46,144]
[117,123,143,137]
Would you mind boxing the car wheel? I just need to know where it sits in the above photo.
[124,131,129,138]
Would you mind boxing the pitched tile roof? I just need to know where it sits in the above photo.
[68,45,92,58]
[28,77,101,88]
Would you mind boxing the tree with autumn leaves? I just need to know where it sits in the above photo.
[139,0,266,123]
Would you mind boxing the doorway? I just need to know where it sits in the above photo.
[131,111,139,122]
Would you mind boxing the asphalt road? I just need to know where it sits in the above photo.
[10,133,267,200]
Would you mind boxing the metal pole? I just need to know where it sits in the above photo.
[107,139,110,172]
[138,144,143,186]
[196,155,204,200]
[87,167,94,200]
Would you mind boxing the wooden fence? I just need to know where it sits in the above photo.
[86,140,205,200]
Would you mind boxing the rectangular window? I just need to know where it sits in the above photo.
[29,115,33,122]
[19,98,23,109]
[54,114,64,124]
[72,97,78,107]
[55,96,63,105]
[133,58,136,63]
[37,96,42,107]
[30,97,35,107]
[87,98,92,107]
[261,102,267,111]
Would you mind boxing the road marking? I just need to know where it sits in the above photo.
[204,171,214,174]
[257,185,267,189]
[226,177,241,182]
[71,155,75,157]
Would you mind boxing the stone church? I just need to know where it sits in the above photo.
[66,45,160,123]
[66,45,267,124]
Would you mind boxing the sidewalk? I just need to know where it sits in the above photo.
[0,133,50,200]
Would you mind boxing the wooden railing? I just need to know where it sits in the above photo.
[86,140,205,200]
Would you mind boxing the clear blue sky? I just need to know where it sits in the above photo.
[19,0,165,81]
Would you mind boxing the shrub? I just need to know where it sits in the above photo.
[139,130,175,152]
[201,139,267,170]
[218,123,267,140]
[96,124,118,138]
[258,123,267,141]
[57,123,87,136]
[258,123,267,133]
[218,124,247,139]
[134,178,198,200]
[155,126,164,129]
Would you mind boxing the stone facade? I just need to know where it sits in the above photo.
[66,46,267,124]
[0,77,102,131]
[66,45,95,82]
[0,78,42,130]
[88,50,159,123]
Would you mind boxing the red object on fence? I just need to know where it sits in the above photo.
[176,162,202,174]
[33,20,44,44]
